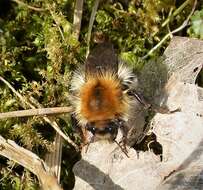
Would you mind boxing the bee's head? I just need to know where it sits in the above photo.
[86,119,123,141]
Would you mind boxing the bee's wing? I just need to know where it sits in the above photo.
[85,43,118,76]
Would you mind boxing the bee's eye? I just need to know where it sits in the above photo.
[104,126,113,133]
[105,122,119,134]
[86,123,96,134]
[89,127,96,134]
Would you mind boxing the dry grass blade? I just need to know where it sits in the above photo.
[73,0,84,40]
[86,0,100,57]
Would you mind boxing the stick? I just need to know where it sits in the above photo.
[0,107,73,119]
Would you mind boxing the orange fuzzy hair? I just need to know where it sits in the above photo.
[71,71,130,126]
[80,76,125,123]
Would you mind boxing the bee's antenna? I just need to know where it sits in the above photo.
[114,140,129,158]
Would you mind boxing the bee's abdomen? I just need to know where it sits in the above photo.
[85,43,118,77]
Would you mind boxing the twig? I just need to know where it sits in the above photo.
[0,76,79,151]
[56,24,65,42]
[86,0,100,57]
[0,135,63,190]
[142,0,197,59]
[73,0,84,40]
[0,107,73,119]
[166,8,173,38]
[170,0,196,34]
[11,0,45,12]
[161,0,192,28]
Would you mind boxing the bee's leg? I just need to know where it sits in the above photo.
[136,150,140,159]
[85,135,94,153]
[114,140,129,158]
[151,105,181,114]
[81,127,88,144]
[119,125,128,147]
[117,125,129,157]
[71,115,87,150]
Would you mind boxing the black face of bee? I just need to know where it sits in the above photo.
[86,119,123,140]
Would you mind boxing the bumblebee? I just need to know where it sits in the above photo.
[70,43,139,144]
